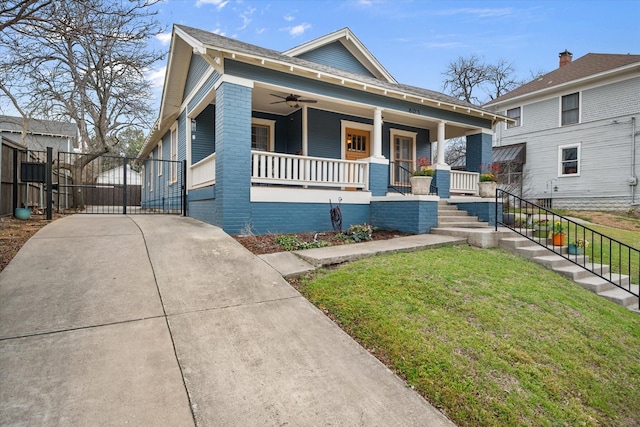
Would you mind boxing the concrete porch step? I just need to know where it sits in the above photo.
[436,220,490,228]
[599,284,640,308]
[574,274,629,293]
[553,263,610,281]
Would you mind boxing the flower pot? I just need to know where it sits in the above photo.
[552,233,566,246]
[410,176,433,195]
[568,244,582,255]
[14,207,31,220]
[478,181,497,198]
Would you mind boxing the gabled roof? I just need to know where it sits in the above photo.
[172,25,495,115]
[282,28,397,83]
[0,115,78,139]
[485,53,640,107]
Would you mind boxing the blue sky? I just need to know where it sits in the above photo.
[148,0,640,103]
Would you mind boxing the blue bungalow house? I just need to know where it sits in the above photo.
[140,25,506,235]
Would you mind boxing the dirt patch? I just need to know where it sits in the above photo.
[0,215,61,272]
[560,210,640,232]
[233,229,413,255]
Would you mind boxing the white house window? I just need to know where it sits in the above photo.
[390,128,417,185]
[251,118,276,152]
[561,93,579,126]
[559,143,580,176]
[170,125,177,183]
[507,107,521,128]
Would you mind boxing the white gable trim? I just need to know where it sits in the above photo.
[283,28,397,84]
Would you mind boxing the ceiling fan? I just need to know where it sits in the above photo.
[270,93,317,108]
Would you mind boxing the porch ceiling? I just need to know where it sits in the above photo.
[251,84,476,141]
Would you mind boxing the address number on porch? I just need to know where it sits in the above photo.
[409,108,420,115]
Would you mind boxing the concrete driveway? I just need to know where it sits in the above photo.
[0,214,453,426]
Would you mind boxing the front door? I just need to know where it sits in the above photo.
[345,128,370,160]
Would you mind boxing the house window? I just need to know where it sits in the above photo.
[251,118,276,152]
[170,126,177,183]
[561,93,579,126]
[157,141,162,176]
[507,107,521,128]
[252,125,269,151]
[149,152,153,191]
[559,143,580,176]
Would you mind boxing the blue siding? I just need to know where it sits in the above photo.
[295,41,377,78]
[183,55,210,102]
[433,169,450,198]
[308,109,373,158]
[371,200,438,234]
[192,104,216,163]
[287,109,302,154]
[178,110,187,163]
[250,202,370,234]
[226,60,493,130]
[187,71,220,112]
[187,186,219,225]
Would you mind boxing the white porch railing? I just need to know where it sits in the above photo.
[251,151,368,189]
[190,152,216,189]
[450,170,479,195]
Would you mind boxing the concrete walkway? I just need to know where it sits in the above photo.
[0,215,455,426]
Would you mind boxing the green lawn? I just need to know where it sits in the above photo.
[297,245,640,426]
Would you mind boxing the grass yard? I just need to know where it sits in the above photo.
[296,245,640,426]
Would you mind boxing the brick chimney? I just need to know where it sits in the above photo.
[559,49,573,68]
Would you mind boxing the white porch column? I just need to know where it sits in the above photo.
[373,107,384,158]
[436,121,446,165]
[302,104,308,156]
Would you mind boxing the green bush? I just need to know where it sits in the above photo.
[274,234,331,251]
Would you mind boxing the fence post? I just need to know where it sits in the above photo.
[123,158,128,215]
[46,147,52,220]
[182,159,187,216]
[12,149,19,216]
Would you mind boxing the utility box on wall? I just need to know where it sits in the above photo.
[20,162,46,183]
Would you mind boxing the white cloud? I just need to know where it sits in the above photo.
[284,14,295,22]
[155,32,172,46]
[196,0,229,10]
[437,8,512,18]
[289,23,311,37]
[256,28,266,34]
[238,6,256,30]
[146,65,166,88]
[212,28,226,36]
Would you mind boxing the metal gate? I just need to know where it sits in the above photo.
[55,151,186,215]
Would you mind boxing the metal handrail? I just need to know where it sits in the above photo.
[496,189,639,309]
[388,161,437,195]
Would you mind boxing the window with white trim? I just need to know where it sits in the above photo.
[170,126,178,183]
[561,93,579,126]
[251,118,276,152]
[390,129,417,185]
[559,143,580,176]
[507,107,521,128]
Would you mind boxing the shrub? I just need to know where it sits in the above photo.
[274,234,331,251]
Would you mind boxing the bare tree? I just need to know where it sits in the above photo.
[444,137,466,165]
[0,0,51,33]
[442,54,488,104]
[442,55,524,105]
[0,0,164,208]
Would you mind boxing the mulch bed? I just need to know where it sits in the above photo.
[233,229,413,255]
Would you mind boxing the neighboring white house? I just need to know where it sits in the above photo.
[484,51,640,210]
[96,164,142,185]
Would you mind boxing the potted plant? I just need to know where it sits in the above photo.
[568,238,589,255]
[409,156,434,195]
[533,218,552,237]
[477,163,500,197]
[551,221,566,246]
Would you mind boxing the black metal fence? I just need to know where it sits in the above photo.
[56,151,185,215]
[497,189,639,309]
